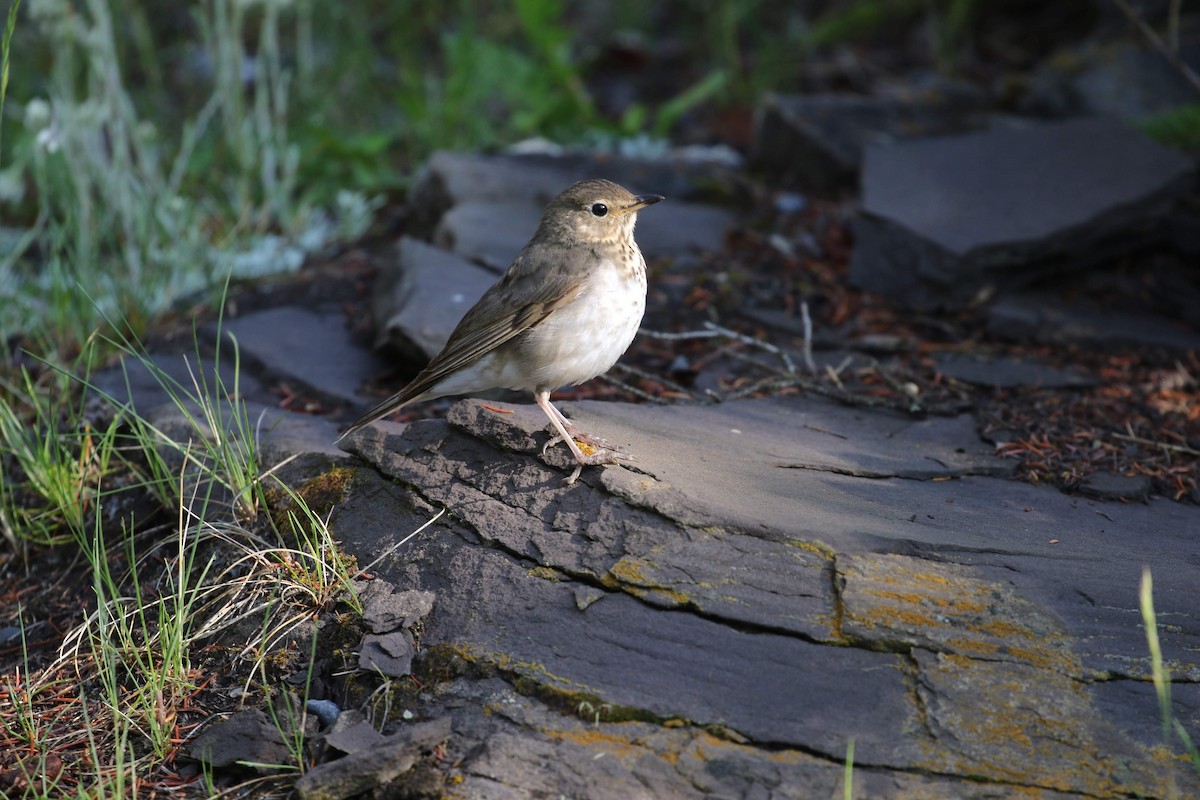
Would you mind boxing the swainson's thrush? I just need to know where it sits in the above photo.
[340,178,665,482]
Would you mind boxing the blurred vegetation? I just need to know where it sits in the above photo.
[0,0,1196,360]
[0,0,815,360]
[1141,102,1200,150]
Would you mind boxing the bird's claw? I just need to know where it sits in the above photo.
[542,428,633,485]
[561,451,622,485]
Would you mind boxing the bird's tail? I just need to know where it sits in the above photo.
[336,386,421,443]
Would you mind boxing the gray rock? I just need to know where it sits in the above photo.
[912,648,1169,793]
[1023,41,1200,121]
[218,306,389,406]
[934,352,1096,389]
[752,87,988,194]
[89,346,264,419]
[186,695,313,771]
[359,581,436,633]
[295,718,451,800]
[330,393,1200,796]
[432,201,539,270]
[850,118,1195,309]
[433,197,733,267]
[321,710,386,755]
[840,552,1080,670]
[442,677,1089,800]
[412,150,738,266]
[635,200,734,260]
[987,293,1200,352]
[374,237,497,362]
[358,630,416,677]
[410,150,746,235]
[1079,471,1153,502]
[418,542,916,765]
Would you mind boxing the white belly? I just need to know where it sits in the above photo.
[517,259,646,391]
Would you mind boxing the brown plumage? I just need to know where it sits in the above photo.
[340,178,664,482]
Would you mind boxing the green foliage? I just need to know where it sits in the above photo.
[843,737,856,799]
[0,0,373,358]
[1140,103,1200,152]
[804,0,926,50]
[1140,568,1200,773]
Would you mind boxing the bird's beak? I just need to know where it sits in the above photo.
[621,194,665,214]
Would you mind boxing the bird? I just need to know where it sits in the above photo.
[340,178,665,482]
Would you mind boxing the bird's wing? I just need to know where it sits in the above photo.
[340,242,582,437]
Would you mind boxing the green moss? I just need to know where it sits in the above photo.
[527,566,561,581]
[265,465,355,539]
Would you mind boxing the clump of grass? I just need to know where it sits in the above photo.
[0,303,387,796]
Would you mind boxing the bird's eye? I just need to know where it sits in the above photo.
[590,203,608,217]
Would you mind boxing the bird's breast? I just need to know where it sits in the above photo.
[517,252,648,391]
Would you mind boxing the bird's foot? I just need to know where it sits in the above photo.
[542,432,632,461]
[542,429,633,484]
[562,449,624,485]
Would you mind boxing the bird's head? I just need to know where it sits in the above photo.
[539,178,664,245]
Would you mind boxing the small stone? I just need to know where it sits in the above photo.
[359,581,436,634]
[572,585,606,611]
[185,709,294,771]
[323,712,386,756]
[295,718,452,800]
[305,699,341,728]
[359,630,416,677]
[1079,472,1153,502]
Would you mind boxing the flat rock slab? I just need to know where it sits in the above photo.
[851,117,1195,308]
[411,149,746,225]
[332,393,1200,798]
[428,677,1093,800]
[373,237,498,360]
[934,351,1096,388]
[1080,471,1154,502]
[987,292,1200,352]
[218,306,389,406]
[434,198,733,268]
[414,150,738,265]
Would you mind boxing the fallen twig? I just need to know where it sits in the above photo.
[598,371,672,404]
[1113,432,1200,457]
[800,301,816,376]
[609,362,695,401]
[641,321,797,376]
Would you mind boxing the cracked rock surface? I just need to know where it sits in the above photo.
[331,393,1200,799]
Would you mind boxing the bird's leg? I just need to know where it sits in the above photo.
[535,392,623,483]
[540,395,626,455]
